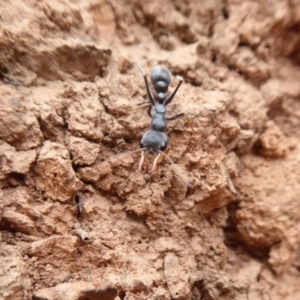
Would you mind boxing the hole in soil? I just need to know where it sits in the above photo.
[119,290,126,299]
[222,4,229,19]
[124,137,133,144]
[10,172,26,184]
[0,67,9,80]
[125,210,145,223]
[211,51,217,62]
[191,280,205,300]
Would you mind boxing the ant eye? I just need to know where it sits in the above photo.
[139,140,144,148]
[159,141,168,151]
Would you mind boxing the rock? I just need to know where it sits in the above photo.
[68,136,100,166]
[1,187,40,235]
[237,147,300,255]
[31,41,112,82]
[42,1,84,32]
[64,82,104,142]
[35,141,82,202]
[153,237,183,253]
[0,86,43,151]
[0,245,31,300]
[257,120,291,158]
[28,236,78,269]
[33,281,117,300]
[2,209,37,235]
[0,141,37,179]
[164,252,190,299]
[77,161,112,182]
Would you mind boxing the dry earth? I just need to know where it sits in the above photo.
[1,0,300,299]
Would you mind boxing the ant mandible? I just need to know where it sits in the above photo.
[137,64,191,175]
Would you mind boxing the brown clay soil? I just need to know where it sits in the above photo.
[1,0,300,299]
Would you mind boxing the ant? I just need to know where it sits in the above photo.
[136,64,192,181]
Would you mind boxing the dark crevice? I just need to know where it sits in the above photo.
[99,96,110,114]
[125,209,146,223]
[9,172,26,185]
[191,279,206,300]
[222,1,229,20]
[36,116,46,140]
[237,41,249,48]
[273,22,300,65]
[252,139,263,157]
[63,122,68,130]
[123,137,133,144]
[118,290,126,300]
[0,67,9,81]
[211,50,217,63]
[207,15,215,38]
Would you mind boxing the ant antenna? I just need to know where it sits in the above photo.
[137,63,146,76]
[116,147,147,162]
[163,75,184,106]
[137,64,155,106]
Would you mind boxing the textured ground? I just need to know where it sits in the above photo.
[1,0,300,299]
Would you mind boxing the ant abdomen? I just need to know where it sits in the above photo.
[150,65,172,102]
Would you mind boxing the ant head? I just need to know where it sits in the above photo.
[150,65,172,102]
[140,130,169,154]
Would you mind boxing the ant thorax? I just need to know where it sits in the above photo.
[153,104,166,114]
[151,104,167,132]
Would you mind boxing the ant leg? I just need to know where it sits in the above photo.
[137,102,149,108]
[149,153,162,173]
[164,75,183,106]
[137,64,155,106]
[138,151,149,173]
[167,113,194,132]
[130,102,152,118]
[131,103,152,116]
[138,151,145,172]
[128,102,149,112]
[157,148,169,165]
[147,104,152,118]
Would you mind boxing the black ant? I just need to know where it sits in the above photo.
[136,64,192,184]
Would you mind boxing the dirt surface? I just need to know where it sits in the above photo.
[1,0,300,299]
